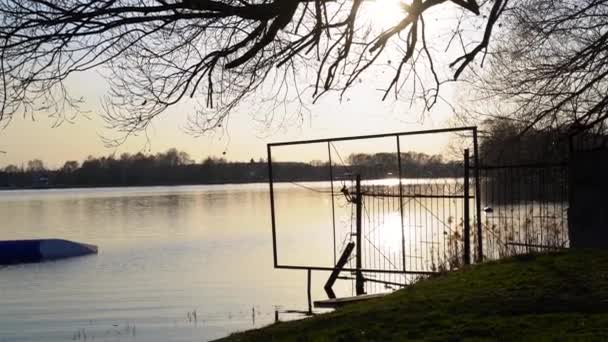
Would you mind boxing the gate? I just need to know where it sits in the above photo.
[267,127,482,300]
[351,158,477,294]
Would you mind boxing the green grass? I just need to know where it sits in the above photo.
[218,249,608,341]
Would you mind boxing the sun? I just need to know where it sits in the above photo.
[367,0,411,24]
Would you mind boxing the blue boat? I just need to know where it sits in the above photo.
[0,239,98,265]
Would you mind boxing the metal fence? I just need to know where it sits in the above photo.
[267,127,482,302]
[353,175,474,294]
[267,126,572,306]
[478,163,569,260]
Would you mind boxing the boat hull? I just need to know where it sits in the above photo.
[0,239,98,265]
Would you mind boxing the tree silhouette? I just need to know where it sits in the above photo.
[26,159,45,172]
[0,0,506,140]
[61,161,80,173]
[468,0,608,135]
[3,164,19,173]
[0,147,462,187]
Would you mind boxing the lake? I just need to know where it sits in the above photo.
[0,184,346,342]
[0,181,567,341]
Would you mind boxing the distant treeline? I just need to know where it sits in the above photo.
[2,122,593,189]
[0,149,462,189]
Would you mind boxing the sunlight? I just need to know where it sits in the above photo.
[378,212,404,252]
[367,0,411,25]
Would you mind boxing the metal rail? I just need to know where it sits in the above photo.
[268,126,478,147]
[275,265,436,275]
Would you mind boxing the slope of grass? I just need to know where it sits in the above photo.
[218,249,608,341]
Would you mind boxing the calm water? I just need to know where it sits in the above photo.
[0,184,344,342]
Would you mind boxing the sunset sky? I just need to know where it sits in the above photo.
[0,0,468,169]
[0,76,457,169]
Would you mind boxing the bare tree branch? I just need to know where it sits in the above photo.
[0,0,503,142]
[468,0,608,134]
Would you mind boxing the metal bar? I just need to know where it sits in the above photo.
[275,265,437,275]
[478,162,568,170]
[563,166,569,245]
[267,145,278,267]
[473,128,483,263]
[396,136,406,273]
[567,144,574,244]
[268,126,478,147]
[328,142,337,266]
[464,149,471,265]
[361,193,472,199]
[505,242,566,250]
[337,276,407,288]
[307,269,313,315]
[355,175,365,295]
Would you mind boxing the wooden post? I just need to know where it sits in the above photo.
[464,149,471,265]
[355,175,365,295]
[324,242,355,299]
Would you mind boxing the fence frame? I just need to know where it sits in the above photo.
[267,126,482,275]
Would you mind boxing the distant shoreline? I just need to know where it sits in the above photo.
[0,176,459,192]
[0,178,343,192]
[0,179,273,191]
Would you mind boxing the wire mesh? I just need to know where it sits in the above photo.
[479,164,569,259]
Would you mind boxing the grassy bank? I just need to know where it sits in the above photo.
[219,249,608,341]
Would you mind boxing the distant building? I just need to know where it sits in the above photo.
[32,175,50,188]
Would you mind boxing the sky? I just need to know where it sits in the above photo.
[0,77,458,168]
[0,0,472,169]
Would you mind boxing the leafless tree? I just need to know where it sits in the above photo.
[26,158,45,172]
[0,0,507,142]
[466,0,608,135]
